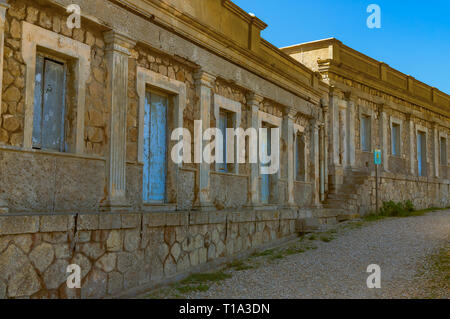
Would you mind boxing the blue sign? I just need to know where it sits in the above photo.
[374,149,382,165]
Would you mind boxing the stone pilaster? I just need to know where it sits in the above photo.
[246,92,263,207]
[378,104,389,172]
[310,118,320,206]
[0,1,9,122]
[345,93,356,168]
[0,1,9,213]
[193,70,216,210]
[329,93,340,167]
[101,31,136,212]
[322,101,329,195]
[406,113,415,175]
[282,106,296,207]
[319,122,326,202]
[432,122,439,178]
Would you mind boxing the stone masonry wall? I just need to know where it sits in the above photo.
[0,209,300,298]
[1,0,109,156]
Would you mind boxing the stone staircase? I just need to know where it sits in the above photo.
[323,169,372,221]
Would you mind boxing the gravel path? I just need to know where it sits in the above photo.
[184,210,450,299]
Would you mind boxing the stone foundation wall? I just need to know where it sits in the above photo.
[355,174,450,215]
[0,209,302,299]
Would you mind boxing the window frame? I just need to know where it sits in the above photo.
[390,117,403,157]
[415,124,428,177]
[22,22,91,153]
[440,135,448,166]
[360,114,372,152]
[213,94,242,175]
[294,132,307,182]
[32,53,68,152]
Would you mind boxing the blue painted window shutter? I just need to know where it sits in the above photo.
[143,91,168,203]
[32,55,66,151]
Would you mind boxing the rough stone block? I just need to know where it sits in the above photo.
[144,213,166,227]
[40,215,71,232]
[121,214,140,229]
[99,214,122,230]
[0,216,39,235]
[78,214,99,231]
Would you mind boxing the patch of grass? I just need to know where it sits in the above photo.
[227,260,254,271]
[251,249,275,258]
[176,284,209,294]
[269,253,285,261]
[283,246,305,256]
[363,213,387,222]
[181,271,232,285]
[365,202,448,221]
[320,236,333,243]
[308,234,317,241]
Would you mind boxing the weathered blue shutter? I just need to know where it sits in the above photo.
[32,55,45,149]
[33,57,65,151]
[440,137,447,166]
[143,91,168,203]
[392,125,399,156]
[42,59,65,151]
[260,126,271,204]
[417,132,423,176]
[218,111,227,172]
[417,132,427,177]
[361,116,371,152]
[361,117,367,151]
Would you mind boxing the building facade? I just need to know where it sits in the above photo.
[282,39,450,215]
[0,0,448,298]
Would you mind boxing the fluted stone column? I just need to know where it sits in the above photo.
[246,93,263,207]
[101,31,136,212]
[0,1,9,213]
[329,93,340,167]
[194,70,216,210]
[282,106,296,207]
[0,1,8,118]
[310,118,320,206]
[378,104,389,172]
[346,93,356,168]
[319,122,326,202]
[406,114,415,175]
[322,101,329,195]
[432,122,439,178]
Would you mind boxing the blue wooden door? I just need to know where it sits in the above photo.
[260,127,271,204]
[143,91,168,203]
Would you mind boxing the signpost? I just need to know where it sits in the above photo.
[374,149,382,214]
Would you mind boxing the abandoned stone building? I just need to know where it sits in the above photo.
[0,0,448,298]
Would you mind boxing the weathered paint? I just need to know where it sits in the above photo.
[260,126,271,204]
[361,116,371,152]
[417,131,427,177]
[218,110,228,172]
[143,91,168,203]
[295,134,306,181]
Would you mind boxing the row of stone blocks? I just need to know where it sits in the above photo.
[0,209,303,299]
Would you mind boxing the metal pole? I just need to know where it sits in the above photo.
[376,164,379,214]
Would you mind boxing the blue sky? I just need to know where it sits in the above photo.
[233,0,450,94]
